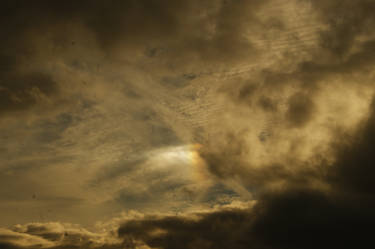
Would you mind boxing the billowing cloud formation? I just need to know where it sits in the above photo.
[197,0,375,193]
[4,112,375,249]
[0,222,122,249]
[2,0,375,248]
[115,102,375,249]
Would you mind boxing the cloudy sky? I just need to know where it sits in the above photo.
[1,0,375,248]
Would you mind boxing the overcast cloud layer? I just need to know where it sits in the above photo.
[1,0,375,248]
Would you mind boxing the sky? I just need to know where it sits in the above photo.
[1,0,375,248]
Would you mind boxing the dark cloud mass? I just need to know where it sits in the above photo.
[1,0,375,249]
[0,72,58,116]
[117,103,375,249]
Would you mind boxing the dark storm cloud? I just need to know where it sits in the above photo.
[115,101,375,249]
[0,243,19,249]
[118,209,254,249]
[117,193,373,249]
[328,99,375,196]
[194,0,375,237]
[109,1,375,247]
[0,108,372,243]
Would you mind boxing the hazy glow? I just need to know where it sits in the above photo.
[147,144,208,181]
